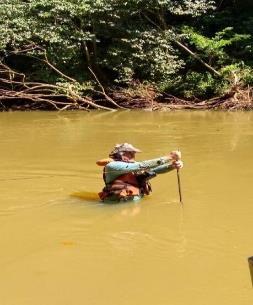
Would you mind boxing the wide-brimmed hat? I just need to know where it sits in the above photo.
[110,143,141,156]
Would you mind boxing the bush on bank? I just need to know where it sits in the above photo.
[0,0,252,109]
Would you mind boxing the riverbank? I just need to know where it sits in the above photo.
[110,85,253,111]
[0,85,252,111]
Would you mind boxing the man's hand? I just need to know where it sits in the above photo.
[169,150,181,161]
[172,160,183,169]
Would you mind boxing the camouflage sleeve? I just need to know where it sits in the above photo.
[104,156,171,183]
[138,156,170,169]
[152,163,174,174]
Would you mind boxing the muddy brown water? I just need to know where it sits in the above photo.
[0,111,253,305]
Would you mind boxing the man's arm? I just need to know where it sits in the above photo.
[152,163,174,174]
[105,157,171,183]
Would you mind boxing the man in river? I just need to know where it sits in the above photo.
[97,143,183,202]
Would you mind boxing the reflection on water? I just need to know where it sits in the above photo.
[0,111,253,305]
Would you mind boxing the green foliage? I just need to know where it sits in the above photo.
[159,72,228,98]
[221,64,253,86]
[55,80,94,96]
[182,26,251,66]
[103,29,184,84]
[0,0,252,99]
[0,0,215,84]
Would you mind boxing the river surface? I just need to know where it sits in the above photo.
[0,111,253,305]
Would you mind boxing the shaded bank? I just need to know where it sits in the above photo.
[110,86,253,111]
[0,83,252,111]
[0,59,252,112]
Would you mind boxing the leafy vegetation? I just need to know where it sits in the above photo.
[0,0,252,109]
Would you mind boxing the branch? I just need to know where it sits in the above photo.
[43,52,77,83]
[174,40,221,77]
[141,11,221,77]
[88,67,126,109]
[1,49,122,111]
[0,61,26,82]
[20,84,61,93]
[67,85,116,111]
[9,48,77,83]
[81,41,91,67]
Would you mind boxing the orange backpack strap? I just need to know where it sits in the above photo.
[96,158,113,166]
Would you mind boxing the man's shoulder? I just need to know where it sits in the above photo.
[106,160,137,169]
[106,160,125,167]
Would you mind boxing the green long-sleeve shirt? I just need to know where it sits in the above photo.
[104,156,174,184]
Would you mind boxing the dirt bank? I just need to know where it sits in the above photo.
[0,85,252,111]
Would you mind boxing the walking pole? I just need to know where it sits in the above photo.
[177,168,183,204]
[174,150,183,204]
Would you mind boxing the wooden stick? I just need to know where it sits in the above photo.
[177,169,183,204]
[175,149,183,204]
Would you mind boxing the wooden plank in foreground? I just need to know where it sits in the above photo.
[248,256,253,287]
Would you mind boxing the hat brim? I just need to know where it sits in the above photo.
[131,147,141,153]
[120,146,141,153]
[111,143,142,154]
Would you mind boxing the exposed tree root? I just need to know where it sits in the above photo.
[0,61,121,111]
[112,86,253,111]
[0,61,252,111]
[157,87,253,111]
[0,86,116,111]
